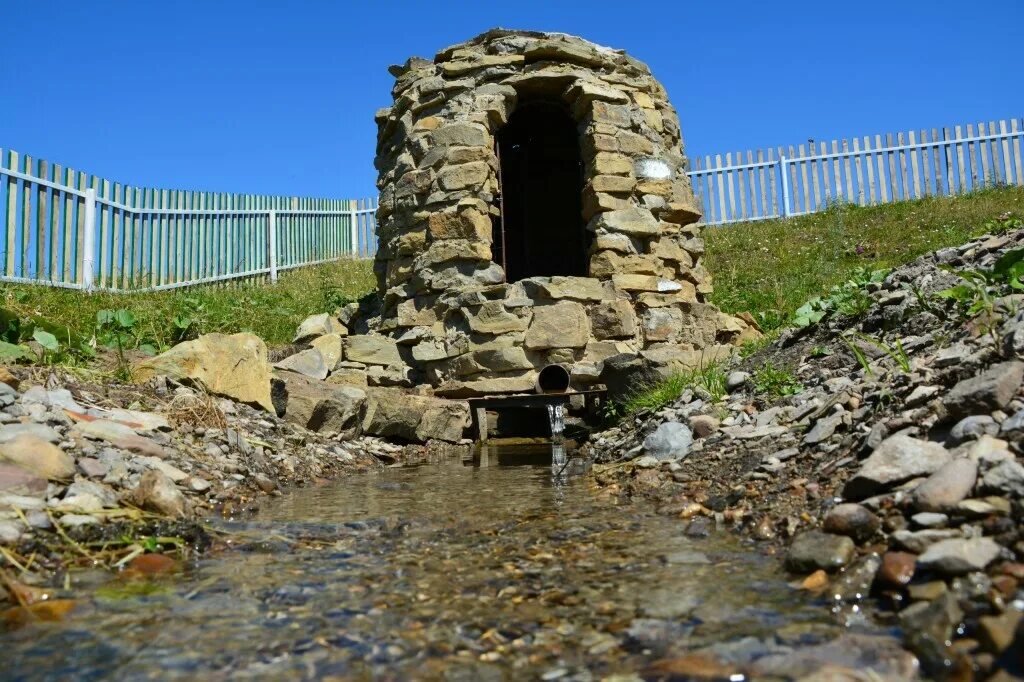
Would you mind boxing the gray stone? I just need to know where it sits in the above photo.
[294,313,345,343]
[0,423,61,445]
[822,503,880,543]
[981,459,1024,497]
[73,420,169,459]
[911,457,977,512]
[65,479,118,507]
[911,512,949,528]
[831,553,882,602]
[891,528,961,553]
[1000,408,1024,436]
[785,531,856,572]
[843,435,951,500]
[362,388,469,443]
[726,371,750,391]
[950,415,999,442]
[804,412,845,445]
[274,348,329,380]
[586,206,660,237]
[642,421,693,461]
[917,537,1002,575]
[524,301,590,350]
[0,519,22,543]
[942,360,1024,420]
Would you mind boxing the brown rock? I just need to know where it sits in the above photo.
[823,503,881,543]
[0,435,75,480]
[525,301,590,350]
[877,551,916,587]
[130,470,187,518]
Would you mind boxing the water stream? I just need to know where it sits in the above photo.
[2,447,879,680]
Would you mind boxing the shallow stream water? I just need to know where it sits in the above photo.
[4,445,879,680]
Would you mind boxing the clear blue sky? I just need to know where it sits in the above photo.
[2,0,1021,199]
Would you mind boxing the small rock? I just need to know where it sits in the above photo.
[830,553,881,602]
[253,473,276,493]
[911,457,977,511]
[0,435,75,480]
[978,608,1024,654]
[77,457,109,478]
[891,528,961,553]
[57,513,99,528]
[0,423,61,444]
[942,360,1024,421]
[804,412,845,445]
[785,531,856,573]
[642,422,693,461]
[900,591,962,647]
[129,470,187,518]
[822,503,880,543]
[911,512,948,528]
[187,476,211,493]
[74,420,168,459]
[950,415,999,442]
[726,371,750,392]
[687,414,720,439]
[0,520,22,543]
[877,551,916,587]
[0,463,47,496]
[905,385,940,408]
[917,537,1002,575]
[843,434,951,500]
[907,581,948,601]
[981,459,1024,498]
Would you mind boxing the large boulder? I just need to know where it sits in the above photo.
[133,333,274,412]
[362,388,469,443]
[273,371,366,435]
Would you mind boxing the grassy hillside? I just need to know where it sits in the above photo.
[0,258,376,351]
[704,186,1024,330]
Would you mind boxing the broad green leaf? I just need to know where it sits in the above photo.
[32,329,59,351]
[114,309,136,329]
[0,341,32,362]
[96,309,116,326]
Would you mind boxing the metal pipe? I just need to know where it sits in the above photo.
[535,364,571,394]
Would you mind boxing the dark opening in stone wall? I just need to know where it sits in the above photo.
[494,99,587,282]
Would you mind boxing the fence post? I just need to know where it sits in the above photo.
[82,188,97,291]
[349,201,359,256]
[779,155,791,218]
[268,210,278,282]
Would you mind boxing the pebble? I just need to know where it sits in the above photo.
[830,553,881,602]
[917,537,1002,575]
[822,503,880,543]
[844,434,951,500]
[642,422,692,461]
[726,371,750,391]
[911,512,948,528]
[687,414,720,439]
[942,360,1024,420]
[129,470,187,518]
[0,423,62,444]
[77,457,109,478]
[911,457,977,512]
[950,415,999,442]
[57,513,99,528]
[0,520,22,543]
[877,551,916,587]
[980,460,1024,497]
[785,531,856,573]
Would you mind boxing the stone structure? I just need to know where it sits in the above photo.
[356,29,759,396]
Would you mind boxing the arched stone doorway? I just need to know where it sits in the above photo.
[493,99,587,282]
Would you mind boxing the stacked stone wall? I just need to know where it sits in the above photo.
[358,29,758,396]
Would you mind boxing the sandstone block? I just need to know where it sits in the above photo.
[590,300,638,339]
[587,207,659,237]
[362,388,469,442]
[525,301,590,350]
[437,161,490,191]
[133,333,274,412]
[345,335,402,366]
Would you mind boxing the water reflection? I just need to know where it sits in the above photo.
[1,449,865,680]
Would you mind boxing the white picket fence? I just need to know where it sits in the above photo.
[0,149,378,292]
[688,118,1024,225]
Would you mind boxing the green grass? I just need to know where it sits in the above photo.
[609,363,727,419]
[0,258,375,351]
[704,185,1024,330]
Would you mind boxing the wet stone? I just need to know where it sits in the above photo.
[822,503,880,543]
[642,422,693,461]
[877,551,916,587]
[917,537,1002,575]
[785,531,856,573]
